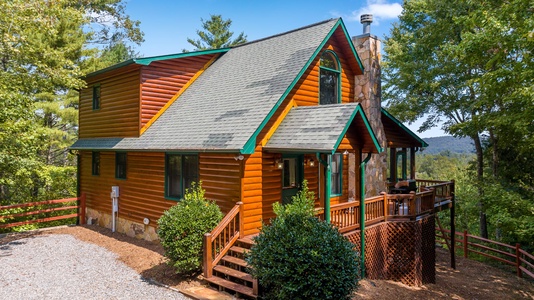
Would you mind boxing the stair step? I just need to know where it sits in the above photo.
[214,265,254,282]
[230,245,248,254]
[237,236,256,247]
[221,255,248,268]
[205,276,257,299]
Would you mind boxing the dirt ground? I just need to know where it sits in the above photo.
[1,225,533,299]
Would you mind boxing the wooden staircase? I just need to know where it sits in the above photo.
[205,235,258,299]
[203,202,258,299]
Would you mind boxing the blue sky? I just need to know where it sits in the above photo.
[125,0,445,137]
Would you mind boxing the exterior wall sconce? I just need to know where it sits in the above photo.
[304,158,316,167]
[343,150,349,155]
[275,159,284,169]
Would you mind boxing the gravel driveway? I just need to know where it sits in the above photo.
[0,234,189,300]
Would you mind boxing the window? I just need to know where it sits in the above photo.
[92,152,100,176]
[165,154,199,199]
[115,152,127,179]
[331,153,342,195]
[319,51,340,105]
[92,84,101,110]
[282,158,297,188]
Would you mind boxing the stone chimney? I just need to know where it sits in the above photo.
[353,14,388,196]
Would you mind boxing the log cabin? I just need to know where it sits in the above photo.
[72,16,456,294]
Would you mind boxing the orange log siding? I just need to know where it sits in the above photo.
[80,151,169,224]
[80,151,244,227]
[199,153,241,214]
[80,70,140,138]
[140,55,216,127]
[291,33,356,107]
[241,146,264,236]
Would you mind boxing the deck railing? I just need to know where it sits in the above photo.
[203,201,243,278]
[0,194,86,229]
[329,180,454,232]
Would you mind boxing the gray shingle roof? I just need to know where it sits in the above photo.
[71,19,341,152]
[264,103,380,154]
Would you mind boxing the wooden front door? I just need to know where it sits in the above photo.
[281,154,303,204]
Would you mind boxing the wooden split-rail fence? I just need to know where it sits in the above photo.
[0,193,86,230]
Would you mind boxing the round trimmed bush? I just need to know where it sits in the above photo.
[157,182,222,274]
[246,182,360,299]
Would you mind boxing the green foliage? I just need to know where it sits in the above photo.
[246,181,359,300]
[157,182,223,274]
[273,180,315,219]
[0,0,142,209]
[186,14,247,51]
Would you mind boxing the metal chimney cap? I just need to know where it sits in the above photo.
[361,14,373,24]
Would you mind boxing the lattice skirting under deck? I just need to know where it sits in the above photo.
[344,215,435,286]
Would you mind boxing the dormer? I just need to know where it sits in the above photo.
[78,49,227,138]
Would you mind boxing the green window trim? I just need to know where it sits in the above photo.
[115,152,127,180]
[92,84,101,110]
[165,153,199,201]
[330,153,342,196]
[319,50,341,105]
[91,152,100,176]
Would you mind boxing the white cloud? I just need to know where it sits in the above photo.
[333,0,403,25]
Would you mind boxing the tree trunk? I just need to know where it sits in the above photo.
[489,129,498,178]
[472,133,488,238]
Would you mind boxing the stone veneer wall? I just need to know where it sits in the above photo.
[85,207,159,241]
[353,34,388,196]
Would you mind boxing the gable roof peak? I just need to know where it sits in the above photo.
[232,18,340,49]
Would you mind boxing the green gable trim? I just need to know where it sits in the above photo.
[381,108,429,147]
[241,19,344,155]
[338,18,365,74]
[84,48,229,79]
[332,104,383,154]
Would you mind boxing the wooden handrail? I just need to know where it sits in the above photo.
[0,198,78,210]
[203,201,243,278]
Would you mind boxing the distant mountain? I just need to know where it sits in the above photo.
[421,136,475,154]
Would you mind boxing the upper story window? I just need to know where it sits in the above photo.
[165,154,199,200]
[319,51,341,105]
[115,152,127,179]
[92,152,100,176]
[92,84,101,110]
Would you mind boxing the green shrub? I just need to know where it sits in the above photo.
[157,182,223,274]
[246,181,360,300]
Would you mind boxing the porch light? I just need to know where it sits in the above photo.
[275,159,284,169]
[304,158,316,167]
[309,159,316,167]
[343,150,349,155]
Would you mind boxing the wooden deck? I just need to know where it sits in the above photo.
[202,179,455,298]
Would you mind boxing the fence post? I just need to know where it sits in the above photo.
[463,230,468,258]
[516,243,522,278]
[203,233,213,278]
[79,193,86,225]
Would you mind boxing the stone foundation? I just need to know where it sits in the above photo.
[85,208,159,241]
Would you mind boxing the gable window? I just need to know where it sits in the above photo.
[331,153,342,195]
[115,152,127,179]
[92,84,101,110]
[319,51,341,105]
[92,152,100,176]
[165,154,199,200]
